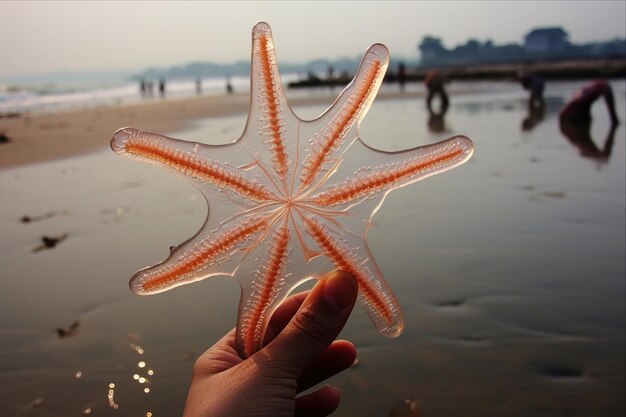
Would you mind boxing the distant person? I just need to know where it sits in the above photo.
[520,77,546,132]
[559,80,619,125]
[424,70,449,115]
[226,77,234,95]
[559,80,620,163]
[397,62,406,91]
[518,71,545,110]
[159,79,166,98]
[139,79,147,97]
[196,78,202,96]
[327,64,334,80]
[307,71,321,84]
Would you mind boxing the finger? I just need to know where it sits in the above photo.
[264,270,358,373]
[297,339,356,393]
[295,386,341,417]
[263,290,310,344]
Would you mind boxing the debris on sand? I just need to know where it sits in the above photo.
[32,234,69,252]
[56,320,80,338]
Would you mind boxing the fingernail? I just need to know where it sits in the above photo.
[324,384,341,396]
[323,271,357,311]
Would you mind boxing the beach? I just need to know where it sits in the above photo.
[0,80,624,416]
[0,88,434,170]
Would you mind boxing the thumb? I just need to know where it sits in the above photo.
[263,270,357,373]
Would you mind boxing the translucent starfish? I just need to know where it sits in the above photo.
[111,22,473,358]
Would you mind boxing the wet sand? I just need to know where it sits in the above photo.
[0,80,624,416]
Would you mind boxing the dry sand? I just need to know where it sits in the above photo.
[0,90,425,170]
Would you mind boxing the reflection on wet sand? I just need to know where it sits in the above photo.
[388,399,421,416]
[521,99,545,131]
[560,120,619,163]
[427,109,448,134]
[20,210,70,224]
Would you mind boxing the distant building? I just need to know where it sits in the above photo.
[417,25,624,68]
[524,27,569,53]
[419,37,447,66]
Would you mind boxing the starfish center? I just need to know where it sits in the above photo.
[283,197,296,208]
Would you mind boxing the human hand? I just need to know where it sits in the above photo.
[183,270,358,417]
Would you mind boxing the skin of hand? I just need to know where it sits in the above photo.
[183,270,358,417]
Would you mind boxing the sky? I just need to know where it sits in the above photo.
[1,1,625,78]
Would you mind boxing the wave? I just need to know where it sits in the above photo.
[0,74,299,115]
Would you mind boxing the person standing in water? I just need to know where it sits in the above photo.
[424,70,449,115]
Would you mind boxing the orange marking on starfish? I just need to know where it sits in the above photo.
[303,216,393,324]
[125,140,274,202]
[140,216,269,292]
[313,148,465,207]
[299,60,382,188]
[239,224,290,357]
[258,34,288,178]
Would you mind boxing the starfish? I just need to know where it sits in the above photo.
[111,22,473,359]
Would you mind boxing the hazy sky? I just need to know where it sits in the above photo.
[1,1,625,77]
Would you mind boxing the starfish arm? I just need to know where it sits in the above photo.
[234,210,343,358]
[129,213,271,295]
[301,215,403,337]
[112,128,277,203]
[309,135,474,208]
[235,222,291,358]
[298,44,389,191]
[245,22,295,183]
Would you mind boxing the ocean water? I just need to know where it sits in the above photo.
[0,80,624,416]
[1,74,291,115]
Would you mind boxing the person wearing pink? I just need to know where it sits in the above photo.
[559,81,619,125]
[559,81,621,163]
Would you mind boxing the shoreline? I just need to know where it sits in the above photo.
[3,58,623,170]
[4,68,619,170]
[290,58,626,88]
[0,89,428,170]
